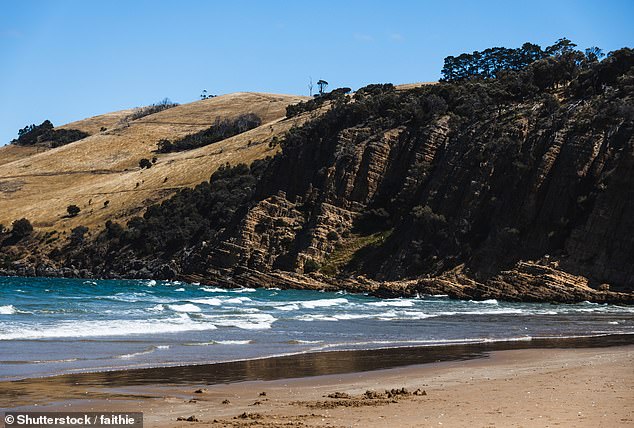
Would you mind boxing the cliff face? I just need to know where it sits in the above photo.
[4,50,633,303]
[208,98,633,300]
[187,64,633,301]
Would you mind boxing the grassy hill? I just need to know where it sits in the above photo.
[0,92,309,235]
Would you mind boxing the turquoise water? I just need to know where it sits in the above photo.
[1,276,633,380]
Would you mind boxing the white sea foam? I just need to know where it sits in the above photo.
[0,305,18,315]
[0,314,217,340]
[437,308,524,316]
[167,303,201,313]
[469,299,498,305]
[201,313,277,329]
[185,340,253,346]
[146,280,157,287]
[230,287,256,293]
[275,304,300,311]
[299,298,348,309]
[200,287,228,293]
[376,310,438,320]
[366,299,416,307]
[174,288,185,292]
[189,298,222,306]
[296,314,339,322]
[333,313,375,320]
[118,347,158,359]
[223,297,252,304]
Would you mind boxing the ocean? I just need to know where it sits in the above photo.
[1,276,632,381]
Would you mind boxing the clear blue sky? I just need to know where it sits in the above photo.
[1,0,633,146]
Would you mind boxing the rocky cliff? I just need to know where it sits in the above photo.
[2,46,633,304]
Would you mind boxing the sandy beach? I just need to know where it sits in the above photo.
[3,343,632,427]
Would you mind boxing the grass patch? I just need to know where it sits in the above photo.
[320,229,392,276]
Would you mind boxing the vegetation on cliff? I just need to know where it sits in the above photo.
[3,39,633,301]
[10,120,89,148]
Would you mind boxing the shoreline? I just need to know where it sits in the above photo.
[2,343,632,427]
[2,334,633,409]
[3,333,634,384]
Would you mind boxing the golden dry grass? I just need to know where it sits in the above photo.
[394,81,438,90]
[0,145,44,166]
[0,92,309,234]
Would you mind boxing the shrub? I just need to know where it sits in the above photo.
[10,120,89,147]
[67,205,81,217]
[122,98,179,123]
[139,158,152,169]
[286,88,351,118]
[303,259,320,273]
[11,218,33,240]
[155,113,262,153]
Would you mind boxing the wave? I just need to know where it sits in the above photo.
[189,298,222,306]
[468,299,499,305]
[0,314,217,340]
[184,340,253,346]
[200,287,228,293]
[167,304,201,313]
[201,313,277,330]
[286,339,324,344]
[118,346,159,359]
[0,305,18,315]
[223,297,252,304]
[437,308,525,316]
[275,304,300,311]
[174,288,185,292]
[366,299,415,307]
[295,310,437,322]
[298,298,349,309]
[230,287,257,293]
[310,336,538,351]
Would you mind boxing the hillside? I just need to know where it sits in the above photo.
[1,40,633,304]
[0,92,309,234]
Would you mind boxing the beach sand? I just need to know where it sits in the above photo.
[3,344,633,427]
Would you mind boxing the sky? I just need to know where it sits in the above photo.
[1,0,633,146]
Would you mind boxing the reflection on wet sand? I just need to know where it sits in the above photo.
[2,334,632,408]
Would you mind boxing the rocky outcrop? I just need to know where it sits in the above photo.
[5,56,633,304]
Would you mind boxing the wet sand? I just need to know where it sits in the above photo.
[2,337,633,427]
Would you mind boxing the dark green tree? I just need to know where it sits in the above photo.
[317,79,329,96]
[67,205,81,217]
[139,158,152,169]
[11,218,33,240]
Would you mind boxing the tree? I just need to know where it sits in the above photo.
[545,38,577,57]
[317,79,329,96]
[67,205,81,217]
[585,46,605,63]
[11,218,33,240]
[139,158,152,169]
[308,77,314,97]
